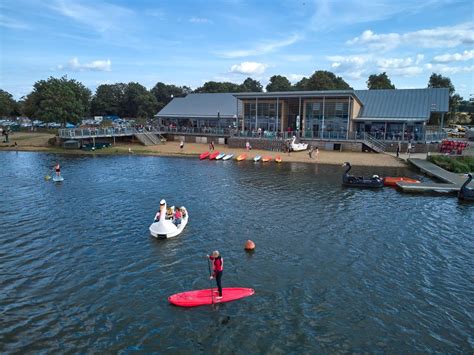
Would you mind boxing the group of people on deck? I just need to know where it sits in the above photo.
[154,199,185,226]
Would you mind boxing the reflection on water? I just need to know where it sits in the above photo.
[0,152,473,353]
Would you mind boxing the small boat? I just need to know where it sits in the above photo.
[342,162,383,188]
[290,136,308,151]
[253,155,261,162]
[199,151,210,160]
[223,154,234,161]
[216,153,226,160]
[275,156,282,163]
[209,151,220,160]
[262,156,272,162]
[384,177,420,187]
[52,175,64,182]
[236,154,247,161]
[458,173,474,201]
[149,199,188,239]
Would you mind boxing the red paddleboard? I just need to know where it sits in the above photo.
[168,287,255,307]
[209,151,220,160]
[384,177,420,187]
[199,151,210,160]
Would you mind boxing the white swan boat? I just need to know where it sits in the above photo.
[149,200,188,238]
[290,136,308,151]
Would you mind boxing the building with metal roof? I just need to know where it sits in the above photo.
[156,88,449,141]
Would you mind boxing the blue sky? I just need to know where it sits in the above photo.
[1,0,473,100]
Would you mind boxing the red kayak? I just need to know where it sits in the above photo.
[168,287,255,307]
[384,177,420,187]
[199,151,210,160]
[209,151,220,160]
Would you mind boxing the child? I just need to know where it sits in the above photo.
[208,251,224,299]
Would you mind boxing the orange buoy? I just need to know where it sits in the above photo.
[244,240,255,251]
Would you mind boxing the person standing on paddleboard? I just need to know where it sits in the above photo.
[208,251,223,299]
[54,162,61,177]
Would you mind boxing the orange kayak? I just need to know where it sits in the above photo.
[262,156,272,162]
[275,156,282,163]
[236,154,247,161]
[199,151,210,160]
[384,177,420,187]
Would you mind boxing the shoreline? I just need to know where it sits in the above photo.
[0,132,407,168]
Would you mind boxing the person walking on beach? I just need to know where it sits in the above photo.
[315,146,319,161]
[308,145,314,159]
[208,251,224,299]
[180,140,184,151]
[209,141,215,151]
[396,143,400,158]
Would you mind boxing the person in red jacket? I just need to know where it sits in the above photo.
[208,251,224,299]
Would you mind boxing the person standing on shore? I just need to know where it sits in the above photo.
[315,146,319,161]
[180,140,184,151]
[208,251,224,299]
[396,143,400,158]
[308,145,314,159]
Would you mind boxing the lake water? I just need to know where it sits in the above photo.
[1,152,473,353]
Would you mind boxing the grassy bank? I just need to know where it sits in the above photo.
[428,155,474,173]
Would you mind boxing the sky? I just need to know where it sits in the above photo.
[0,0,473,100]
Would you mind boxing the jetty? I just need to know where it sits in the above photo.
[397,158,471,193]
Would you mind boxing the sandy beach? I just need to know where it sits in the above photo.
[0,132,406,167]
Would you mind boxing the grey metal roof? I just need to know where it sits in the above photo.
[156,93,239,119]
[354,88,449,119]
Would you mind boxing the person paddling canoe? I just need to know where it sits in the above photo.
[207,251,224,299]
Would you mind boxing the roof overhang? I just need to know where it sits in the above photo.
[352,117,428,122]
[234,91,364,106]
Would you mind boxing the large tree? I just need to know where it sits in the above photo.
[266,75,292,92]
[122,82,158,118]
[428,73,462,120]
[0,89,18,117]
[367,72,395,89]
[23,76,91,124]
[241,77,263,92]
[91,83,126,116]
[295,71,351,91]
[195,81,243,93]
[151,82,192,111]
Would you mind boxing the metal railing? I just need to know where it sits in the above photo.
[58,127,135,138]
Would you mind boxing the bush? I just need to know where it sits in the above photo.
[428,155,474,173]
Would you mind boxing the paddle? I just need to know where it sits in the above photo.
[207,257,214,305]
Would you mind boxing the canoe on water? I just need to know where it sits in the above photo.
[384,177,420,187]
[168,287,255,307]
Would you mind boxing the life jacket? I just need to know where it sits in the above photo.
[212,256,223,272]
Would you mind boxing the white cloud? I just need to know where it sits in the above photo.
[425,64,474,75]
[328,54,425,78]
[58,57,112,72]
[230,61,268,75]
[347,22,474,51]
[218,33,301,58]
[433,50,474,63]
[189,17,212,24]
[287,74,305,83]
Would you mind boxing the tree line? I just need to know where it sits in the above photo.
[0,71,469,124]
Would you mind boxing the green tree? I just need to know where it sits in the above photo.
[266,75,292,92]
[195,81,243,93]
[91,83,126,116]
[367,72,395,89]
[427,73,462,122]
[295,71,351,91]
[23,76,91,124]
[151,82,192,111]
[0,89,18,117]
[241,77,263,92]
[122,82,158,118]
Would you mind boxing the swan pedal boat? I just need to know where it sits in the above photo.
[342,162,383,188]
[149,203,188,239]
[458,173,474,201]
[290,136,308,152]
